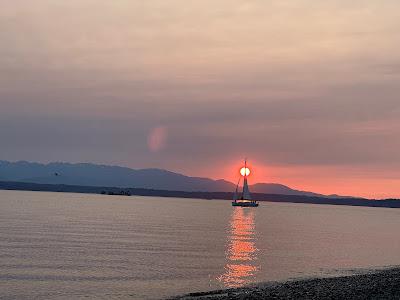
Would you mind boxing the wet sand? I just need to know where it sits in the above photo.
[171,268,400,299]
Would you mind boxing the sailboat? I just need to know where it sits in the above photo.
[232,160,259,207]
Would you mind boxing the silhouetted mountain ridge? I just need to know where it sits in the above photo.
[0,160,345,197]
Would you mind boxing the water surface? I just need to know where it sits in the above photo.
[1,190,400,299]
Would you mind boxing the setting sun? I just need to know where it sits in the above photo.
[240,167,251,177]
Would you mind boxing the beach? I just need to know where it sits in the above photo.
[172,268,400,300]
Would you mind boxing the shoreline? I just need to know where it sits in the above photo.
[171,267,400,299]
[1,181,400,209]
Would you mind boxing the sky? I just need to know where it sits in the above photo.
[1,0,400,198]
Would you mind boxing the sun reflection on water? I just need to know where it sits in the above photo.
[218,208,259,288]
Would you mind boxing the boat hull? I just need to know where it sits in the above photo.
[232,201,259,207]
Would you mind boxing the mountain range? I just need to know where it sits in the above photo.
[0,160,341,198]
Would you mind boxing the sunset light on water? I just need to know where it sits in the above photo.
[218,208,259,288]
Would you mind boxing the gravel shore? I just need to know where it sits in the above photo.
[171,268,400,299]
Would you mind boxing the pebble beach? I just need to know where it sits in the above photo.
[172,268,400,300]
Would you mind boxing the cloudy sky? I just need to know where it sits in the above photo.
[1,0,400,198]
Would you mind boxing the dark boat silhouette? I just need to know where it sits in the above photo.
[232,160,258,207]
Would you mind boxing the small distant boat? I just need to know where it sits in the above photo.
[232,159,259,207]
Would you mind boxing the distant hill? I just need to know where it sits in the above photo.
[251,183,321,197]
[250,183,351,198]
[0,160,341,197]
[0,160,235,192]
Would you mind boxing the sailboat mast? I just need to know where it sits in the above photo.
[242,158,247,194]
[242,158,252,200]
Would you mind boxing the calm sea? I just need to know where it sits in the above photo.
[1,190,400,299]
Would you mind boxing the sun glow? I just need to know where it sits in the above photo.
[240,167,251,177]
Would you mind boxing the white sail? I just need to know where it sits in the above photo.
[242,177,252,200]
